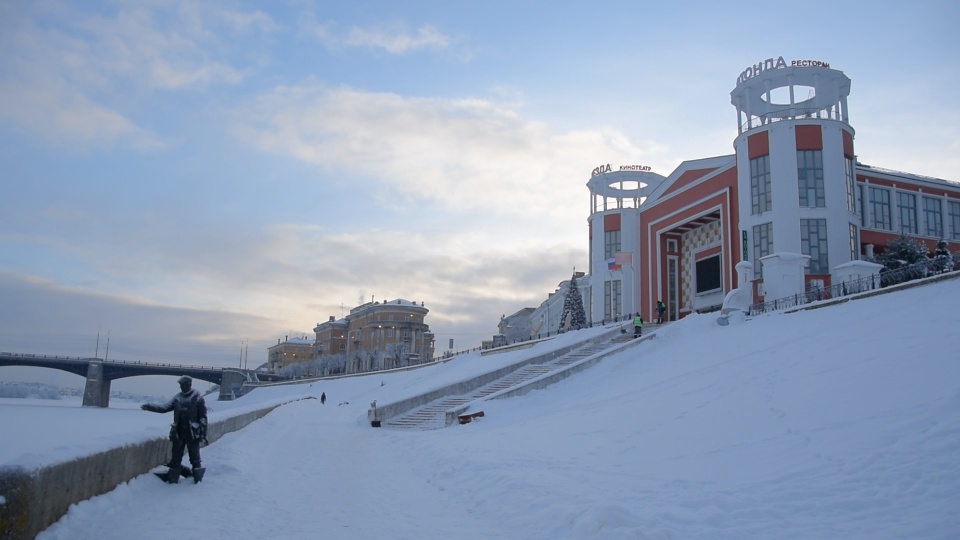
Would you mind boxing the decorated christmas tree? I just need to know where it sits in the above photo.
[558,270,587,332]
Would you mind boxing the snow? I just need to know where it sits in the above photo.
[3,278,958,539]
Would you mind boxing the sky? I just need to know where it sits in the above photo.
[4,276,958,539]
[2,1,959,395]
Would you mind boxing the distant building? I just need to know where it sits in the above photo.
[267,336,314,371]
[525,272,589,339]
[498,308,535,342]
[313,316,349,358]
[312,299,435,374]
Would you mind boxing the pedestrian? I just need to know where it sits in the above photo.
[656,300,666,324]
[141,375,208,484]
[633,313,643,337]
[321,392,326,405]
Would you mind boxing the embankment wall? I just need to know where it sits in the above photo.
[0,400,298,540]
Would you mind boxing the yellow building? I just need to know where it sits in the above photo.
[266,336,315,371]
[313,316,349,358]
[313,298,435,374]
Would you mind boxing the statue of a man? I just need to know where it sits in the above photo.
[141,375,208,483]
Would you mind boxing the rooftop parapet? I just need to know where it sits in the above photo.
[730,56,851,134]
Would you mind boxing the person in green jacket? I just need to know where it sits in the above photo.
[633,314,643,337]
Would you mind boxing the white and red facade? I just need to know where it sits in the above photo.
[587,58,960,325]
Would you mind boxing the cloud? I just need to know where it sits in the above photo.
[298,15,452,55]
[231,82,664,216]
[0,222,583,369]
[0,79,164,151]
[0,1,255,149]
[0,4,671,362]
[0,271,277,368]
[50,219,583,332]
[68,3,249,90]
[215,8,280,35]
[344,23,451,54]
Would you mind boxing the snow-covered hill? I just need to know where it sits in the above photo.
[19,277,960,539]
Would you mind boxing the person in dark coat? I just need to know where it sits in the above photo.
[656,300,666,324]
[141,375,208,483]
[321,392,326,405]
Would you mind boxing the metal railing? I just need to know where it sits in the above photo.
[749,253,958,316]
[0,352,222,371]
[740,106,844,132]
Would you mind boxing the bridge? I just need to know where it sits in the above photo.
[0,352,271,407]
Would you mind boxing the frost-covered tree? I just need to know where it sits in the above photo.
[0,382,62,399]
[319,353,348,375]
[277,362,305,379]
[384,342,410,368]
[276,352,345,378]
[878,233,929,271]
[558,272,587,333]
[932,240,955,274]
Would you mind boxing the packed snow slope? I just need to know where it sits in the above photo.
[28,278,960,539]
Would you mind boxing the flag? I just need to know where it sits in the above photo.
[614,252,632,265]
[607,258,620,270]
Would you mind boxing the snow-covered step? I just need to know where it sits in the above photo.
[379,333,636,430]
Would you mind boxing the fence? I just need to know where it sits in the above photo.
[749,252,958,316]
[443,316,636,359]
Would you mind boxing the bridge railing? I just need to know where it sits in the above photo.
[0,352,91,360]
[0,352,228,371]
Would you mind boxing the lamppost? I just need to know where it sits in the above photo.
[377,324,383,371]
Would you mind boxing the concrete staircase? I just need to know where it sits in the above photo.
[374,327,650,430]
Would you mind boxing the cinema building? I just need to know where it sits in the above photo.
[586,58,960,325]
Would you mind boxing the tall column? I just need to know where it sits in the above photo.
[82,361,111,407]
[219,370,249,401]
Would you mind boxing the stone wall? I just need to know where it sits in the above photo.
[0,400,299,540]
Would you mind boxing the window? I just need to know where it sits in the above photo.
[859,185,869,227]
[750,155,772,215]
[897,192,918,235]
[604,229,621,259]
[845,158,857,213]
[667,239,678,254]
[603,280,621,320]
[923,196,943,238]
[798,150,825,207]
[949,201,960,241]
[752,222,773,279]
[849,223,859,260]
[869,187,892,230]
[695,255,722,293]
[801,219,829,274]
